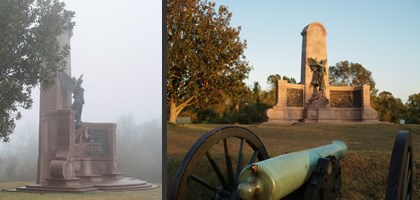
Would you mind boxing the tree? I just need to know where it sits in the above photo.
[116,115,162,183]
[252,82,261,105]
[329,61,378,96]
[264,74,296,106]
[167,0,251,123]
[376,91,406,123]
[267,74,282,88]
[266,74,296,89]
[228,82,252,112]
[405,93,420,124]
[0,0,74,142]
[282,76,297,84]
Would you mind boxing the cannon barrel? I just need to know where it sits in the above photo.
[237,140,347,200]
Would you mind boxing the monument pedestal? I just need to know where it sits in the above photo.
[74,158,103,183]
[16,110,157,193]
[305,107,363,122]
[267,106,304,123]
[22,109,97,192]
[362,107,378,122]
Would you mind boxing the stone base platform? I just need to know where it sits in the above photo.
[14,184,97,193]
[267,106,378,123]
[11,177,158,193]
[95,177,158,191]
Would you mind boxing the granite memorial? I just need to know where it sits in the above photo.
[267,22,377,123]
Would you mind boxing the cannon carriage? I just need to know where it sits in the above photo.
[171,126,415,200]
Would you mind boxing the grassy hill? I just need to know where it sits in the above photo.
[167,123,420,199]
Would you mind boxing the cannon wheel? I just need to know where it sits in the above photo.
[171,126,269,200]
[385,130,415,200]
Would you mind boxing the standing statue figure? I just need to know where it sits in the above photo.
[307,58,328,105]
[71,74,84,128]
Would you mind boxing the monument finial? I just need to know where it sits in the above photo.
[301,22,327,36]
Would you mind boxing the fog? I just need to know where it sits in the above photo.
[0,123,38,182]
[116,115,162,183]
[0,0,162,184]
[0,115,162,183]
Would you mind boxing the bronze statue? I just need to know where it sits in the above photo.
[59,72,85,128]
[308,58,327,91]
[71,74,84,128]
[307,58,328,106]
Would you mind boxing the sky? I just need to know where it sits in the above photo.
[213,1,420,103]
[15,0,162,129]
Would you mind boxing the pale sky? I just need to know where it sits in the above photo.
[213,1,420,103]
[16,0,162,128]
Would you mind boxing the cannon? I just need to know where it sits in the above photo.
[171,126,415,200]
[237,140,346,200]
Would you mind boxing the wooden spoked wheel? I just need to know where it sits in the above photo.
[171,126,269,200]
[385,130,415,200]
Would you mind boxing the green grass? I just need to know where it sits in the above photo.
[0,182,162,200]
[167,123,420,199]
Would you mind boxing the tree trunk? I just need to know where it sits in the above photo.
[169,100,179,123]
[168,97,195,124]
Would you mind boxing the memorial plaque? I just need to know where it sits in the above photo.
[330,90,362,108]
[89,129,109,157]
[287,88,304,107]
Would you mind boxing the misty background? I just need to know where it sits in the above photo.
[0,0,162,183]
[0,115,162,183]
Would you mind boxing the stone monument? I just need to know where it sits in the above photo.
[267,22,377,123]
[15,22,157,192]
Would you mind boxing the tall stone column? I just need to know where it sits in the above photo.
[37,28,73,184]
[300,22,330,106]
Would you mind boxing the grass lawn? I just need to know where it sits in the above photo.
[167,123,420,200]
[0,182,162,200]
